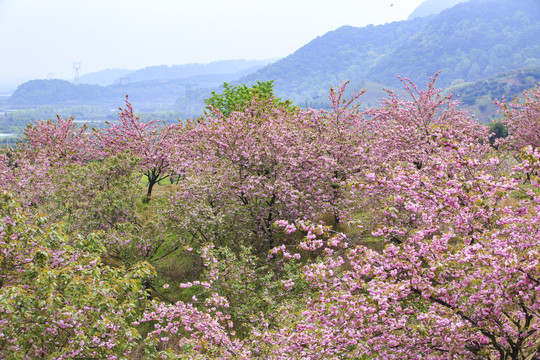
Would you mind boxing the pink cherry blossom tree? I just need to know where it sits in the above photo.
[2,115,95,207]
[98,98,181,198]
[496,84,540,183]
[497,84,540,152]
[365,73,490,169]
[172,87,372,254]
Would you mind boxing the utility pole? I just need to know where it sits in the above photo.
[119,76,131,96]
[184,83,196,116]
[72,62,82,85]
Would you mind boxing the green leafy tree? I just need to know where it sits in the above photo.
[0,191,156,359]
[487,120,508,147]
[204,80,292,117]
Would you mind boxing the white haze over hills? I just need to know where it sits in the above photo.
[0,0,427,93]
[408,0,468,19]
[78,59,278,87]
[0,0,465,94]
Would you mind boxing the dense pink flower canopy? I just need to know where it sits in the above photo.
[1,77,540,359]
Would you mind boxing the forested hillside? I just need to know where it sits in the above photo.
[367,0,540,88]
[407,0,468,20]
[239,17,432,102]
[448,66,540,121]
[238,0,540,104]
[8,80,116,106]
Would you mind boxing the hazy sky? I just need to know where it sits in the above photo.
[0,0,424,87]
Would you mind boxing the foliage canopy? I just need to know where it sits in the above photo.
[1,78,540,359]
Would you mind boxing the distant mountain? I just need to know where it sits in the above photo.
[79,68,134,87]
[8,80,115,106]
[126,59,277,83]
[408,0,469,20]
[76,59,277,91]
[237,0,540,103]
[240,17,432,102]
[7,60,278,108]
[7,0,540,114]
[449,66,540,122]
[366,0,540,88]
[128,65,273,90]
[0,78,28,94]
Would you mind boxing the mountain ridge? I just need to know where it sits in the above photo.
[408,0,469,20]
[366,0,540,88]
[6,0,540,119]
[78,59,277,87]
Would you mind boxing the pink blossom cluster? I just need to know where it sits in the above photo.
[1,76,540,359]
